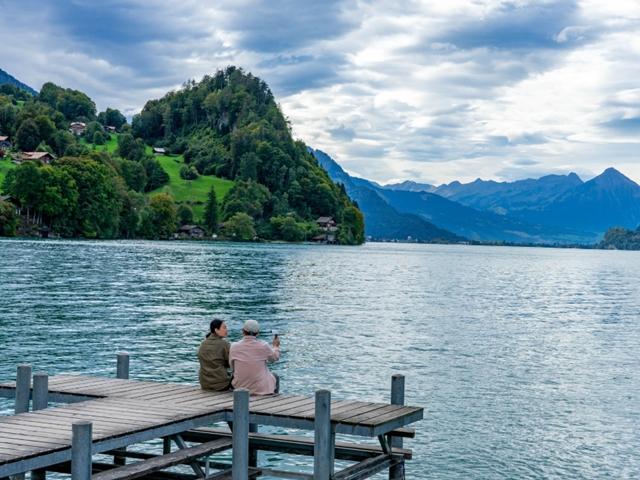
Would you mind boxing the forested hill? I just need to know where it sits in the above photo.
[0,68,37,96]
[132,66,364,244]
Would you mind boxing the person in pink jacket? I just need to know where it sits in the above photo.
[229,319,281,394]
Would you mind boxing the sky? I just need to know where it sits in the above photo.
[1,0,639,185]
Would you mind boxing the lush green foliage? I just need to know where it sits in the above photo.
[132,67,364,244]
[0,200,17,236]
[98,108,127,130]
[221,212,255,241]
[599,226,640,250]
[0,157,16,190]
[203,186,218,232]
[0,68,364,243]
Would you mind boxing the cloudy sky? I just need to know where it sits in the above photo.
[1,0,639,185]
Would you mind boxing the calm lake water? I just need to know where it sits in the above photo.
[1,239,639,479]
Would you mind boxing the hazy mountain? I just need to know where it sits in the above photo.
[376,188,595,244]
[0,68,37,95]
[311,148,596,243]
[424,173,584,215]
[517,168,640,232]
[383,180,436,193]
[311,149,462,242]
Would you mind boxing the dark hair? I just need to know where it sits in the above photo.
[206,319,225,338]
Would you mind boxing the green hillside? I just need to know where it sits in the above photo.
[82,136,234,222]
[149,153,234,221]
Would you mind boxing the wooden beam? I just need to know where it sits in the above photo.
[91,438,232,480]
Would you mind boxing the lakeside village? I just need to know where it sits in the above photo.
[0,125,341,244]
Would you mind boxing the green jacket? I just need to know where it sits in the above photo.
[198,335,231,391]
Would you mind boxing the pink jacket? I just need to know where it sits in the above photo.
[229,336,280,395]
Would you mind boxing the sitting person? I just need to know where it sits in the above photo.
[229,319,281,394]
[197,319,231,391]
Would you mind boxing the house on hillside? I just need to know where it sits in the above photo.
[20,151,56,164]
[153,147,166,155]
[105,126,117,133]
[312,216,339,244]
[0,136,11,149]
[69,122,86,136]
[176,225,206,239]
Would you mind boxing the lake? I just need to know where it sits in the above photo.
[1,239,639,479]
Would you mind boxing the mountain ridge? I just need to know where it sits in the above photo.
[0,68,37,96]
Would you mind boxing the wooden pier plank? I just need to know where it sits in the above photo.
[0,374,423,477]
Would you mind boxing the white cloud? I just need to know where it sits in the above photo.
[1,0,639,184]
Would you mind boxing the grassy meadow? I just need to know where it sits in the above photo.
[0,157,15,193]
[83,135,234,222]
[150,154,234,221]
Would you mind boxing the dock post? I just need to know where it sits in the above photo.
[313,389,334,480]
[116,352,130,380]
[114,353,129,465]
[71,421,92,480]
[248,423,258,467]
[232,389,249,480]
[15,364,31,414]
[389,374,405,480]
[32,373,49,411]
[32,373,49,480]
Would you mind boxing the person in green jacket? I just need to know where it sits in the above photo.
[198,319,231,391]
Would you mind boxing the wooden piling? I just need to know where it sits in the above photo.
[116,352,129,380]
[114,353,129,466]
[31,373,49,480]
[14,364,31,414]
[232,389,249,480]
[248,423,258,467]
[32,373,49,411]
[313,390,334,480]
[389,374,405,480]
[71,421,92,480]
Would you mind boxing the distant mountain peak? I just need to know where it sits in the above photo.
[590,167,637,188]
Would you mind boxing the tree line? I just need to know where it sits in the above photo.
[0,67,365,244]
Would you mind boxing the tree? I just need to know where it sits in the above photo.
[50,130,75,157]
[57,157,122,238]
[85,121,103,140]
[221,180,270,220]
[179,164,199,180]
[270,215,305,241]
[143,157,169,191]
[117,133,145,161]
[16,119,41,151]
[0,103,18,136]
[93,131,106,145]
[203,186,218,232]
[222,212,255,241]
[140,193,177,239]
[119,159,147,192]
[98,108,127,129]
[0,200,17,236]
[177,204,193,225]
[34,115,56,144]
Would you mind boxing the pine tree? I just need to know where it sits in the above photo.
[203,186,218,233]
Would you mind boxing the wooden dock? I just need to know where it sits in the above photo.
[0,356,422,480]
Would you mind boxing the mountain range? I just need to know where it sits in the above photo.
[0,68,37,95]
[313,149,640,245]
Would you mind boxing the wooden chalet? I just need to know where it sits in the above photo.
[177,224,206,239]
[153,147,166,155]
[0,135,11,149]
[20,151,56,164]
[105,125,117,133]
[69,122,86,136]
